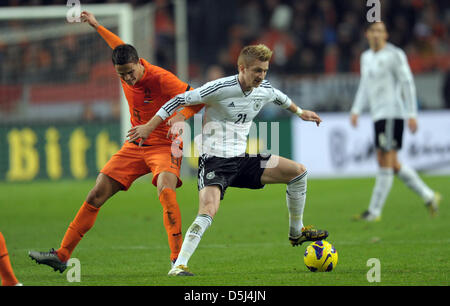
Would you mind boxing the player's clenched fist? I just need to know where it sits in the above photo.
[80,11,99,29]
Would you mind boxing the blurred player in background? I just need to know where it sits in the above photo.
[0,232,22,286]
[350,22,441,222]
[28,11,203,273]
[128,44,329,276]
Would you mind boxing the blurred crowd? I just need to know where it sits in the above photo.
[1,0,449,78]
[159,0,450,78]
[188,0,449,79]
[0,30,109,84]
[1,0,449,112]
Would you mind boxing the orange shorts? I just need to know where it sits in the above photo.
[101,141,183,191]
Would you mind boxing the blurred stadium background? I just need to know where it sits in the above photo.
[0,0,449,182]
[1,0,450,287]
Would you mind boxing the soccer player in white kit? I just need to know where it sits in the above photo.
[350,22,441,222]
[127,44,329,276]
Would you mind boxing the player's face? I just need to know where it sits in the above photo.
[115,62,143,86]
[241,60,269,89]
[366,22,388,50]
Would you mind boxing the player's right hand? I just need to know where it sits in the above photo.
[408,118,418,134]
[127,124,153,147]
[80,11,99,29]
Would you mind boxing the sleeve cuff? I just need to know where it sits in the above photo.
[156,109,170,120]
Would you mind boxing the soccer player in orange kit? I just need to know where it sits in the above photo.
[28,11,202,273]
[0,232,22,286]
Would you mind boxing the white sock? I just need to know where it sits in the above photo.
[174,214,212,267]
[368,168,394,217]
[397,164,434,202]
[286,171,307,238]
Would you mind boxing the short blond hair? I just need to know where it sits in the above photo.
[237,44,273,67]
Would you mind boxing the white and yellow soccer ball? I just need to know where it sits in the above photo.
[304,240,338,272]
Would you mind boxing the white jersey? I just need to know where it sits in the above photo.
[351,43,417,121]
[156,75,293,157]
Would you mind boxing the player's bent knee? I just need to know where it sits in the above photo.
[86,174,122,207]
[157,185,175,196]
[288,163,306,181]
[156,173,178,196]
[86,187,108,208]
[157,178,177,195]
[296,163,307,176]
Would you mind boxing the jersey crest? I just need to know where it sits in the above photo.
[252,98,263,111]
[144,88,153,103]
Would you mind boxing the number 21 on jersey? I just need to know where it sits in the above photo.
[235,113,247,124]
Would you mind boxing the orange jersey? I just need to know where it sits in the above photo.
[121,58,189,146]
[97,25,203,146]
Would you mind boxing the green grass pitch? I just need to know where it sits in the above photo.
[0,175,449,286]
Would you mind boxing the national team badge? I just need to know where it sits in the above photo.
[253,99,262,111]
[206,171,215,180]
[144,88,152,103]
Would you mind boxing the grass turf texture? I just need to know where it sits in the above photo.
[0,175,449,286]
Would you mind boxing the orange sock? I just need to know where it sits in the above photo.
[0,232,19,286]
[159,188,183,262]
[57,202,100,262]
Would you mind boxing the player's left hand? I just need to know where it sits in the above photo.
[166,112,187,140]
[80,11,99,29]
[127,124,153,146]
[408,118,418,134]
[300,110,322,127]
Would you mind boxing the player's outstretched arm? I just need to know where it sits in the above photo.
[80,10,125,49]
[178,104,205,121]
[127,89,206,145]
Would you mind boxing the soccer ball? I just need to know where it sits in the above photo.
[304,240,338,272]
